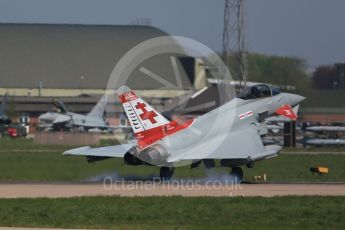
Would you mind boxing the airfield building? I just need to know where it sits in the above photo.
[0,23,208,128]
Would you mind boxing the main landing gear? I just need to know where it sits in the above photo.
[230,166,244,182]
[160,167,175,181]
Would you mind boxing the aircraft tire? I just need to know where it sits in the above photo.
[246,161,254,168]
[231,166,243,182]
[160,167,175,181]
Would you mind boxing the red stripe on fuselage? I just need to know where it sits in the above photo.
[135,120,194,149]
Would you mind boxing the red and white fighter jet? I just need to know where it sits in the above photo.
[64,84,305,180]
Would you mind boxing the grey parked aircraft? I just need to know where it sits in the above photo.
[64,84,305,180]
[39,96,110,131]
[305,126,345,133]
[0,93,11,125]
[303,138,345,147]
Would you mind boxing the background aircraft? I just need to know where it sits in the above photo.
[39,96,110,131]
[302,125,345,147]
[302,137,345,147]
[305,126,345,133]
[64,84,305,180]
[0,93,11,126]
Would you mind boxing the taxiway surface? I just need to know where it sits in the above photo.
[1,183,345,198]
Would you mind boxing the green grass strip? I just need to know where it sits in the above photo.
[0,196,344,229]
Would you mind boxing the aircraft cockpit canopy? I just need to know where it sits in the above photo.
[237,84,280,100]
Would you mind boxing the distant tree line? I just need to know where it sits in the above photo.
[226,53,310,93]
[312,64,344,90]
[220,53,345,92]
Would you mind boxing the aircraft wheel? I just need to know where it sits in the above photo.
[246,161,254,168]
[231,167,243,182]
[160,167,175,181]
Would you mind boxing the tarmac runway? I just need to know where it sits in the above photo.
[1,183,345,198]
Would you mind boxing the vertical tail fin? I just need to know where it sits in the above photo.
[88,95,107,118]
[117,86,192,149]
[118,86,169,133]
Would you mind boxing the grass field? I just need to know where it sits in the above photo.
[0,138,345,182]
[0,196,344,229]
[304,89,345,112]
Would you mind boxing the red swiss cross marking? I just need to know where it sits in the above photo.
[135,102,158,124]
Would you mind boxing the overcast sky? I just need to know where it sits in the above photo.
[0,0,344,67]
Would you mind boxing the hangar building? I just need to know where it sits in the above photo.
[0,23,207,127]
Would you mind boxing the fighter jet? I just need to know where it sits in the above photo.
[39,96,110,131]
[0,93,11,125]
[64,84,305,180]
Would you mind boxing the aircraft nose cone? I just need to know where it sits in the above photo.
[289,94,305,106]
